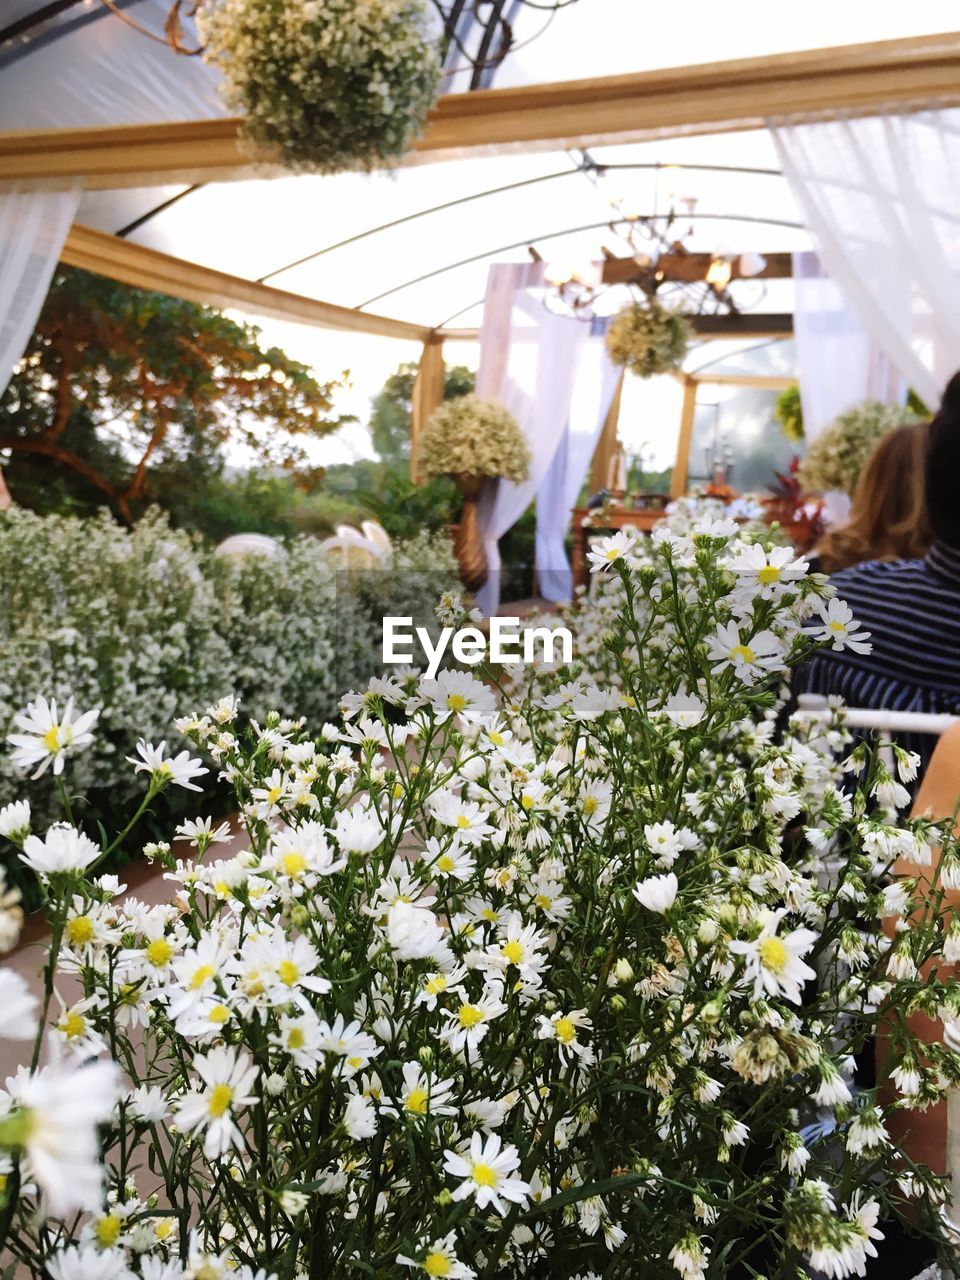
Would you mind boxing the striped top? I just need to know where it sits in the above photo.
[797,541,960,767]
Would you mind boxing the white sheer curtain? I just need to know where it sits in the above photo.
[536,336,621,603]
[474,262,589,615]
[792,250,905,525]
[773,110,960,408]
[0,184,82,401]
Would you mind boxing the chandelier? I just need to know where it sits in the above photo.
[537,157,767,321]
[104,0,581,79]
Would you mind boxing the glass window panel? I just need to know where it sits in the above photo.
[687,384,802,494]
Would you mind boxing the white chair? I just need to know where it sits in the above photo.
[319,533,380,571]
[214,533,285,562]
[794,694,958,773]
[361,520,393,560]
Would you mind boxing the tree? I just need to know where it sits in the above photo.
[369,360,474,471]
[0,267,352,522]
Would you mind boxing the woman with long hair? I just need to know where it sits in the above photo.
[813,419,932,573]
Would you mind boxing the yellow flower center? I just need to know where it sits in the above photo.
[214,880,231,897]
[757,565,781,585]
[405,1087,429,1115]
[480,908,497,923]
[277,959,299,987]
[535,894,552,911]
[446,694,468,713]
[471,1162,499,1188]
[489,731,504,746]
[424,1252,452,1277]
[207,1083,233,1118]
[42,724,65,753]
[281,852,307,877]
[67,915,95,946]
[758,936,789,975]
[393,782,405,800]
[437,854,455,873]
[154,1220,174,1241]
[458,1003,484,1028]
[190,964,215,990]
[207,1003,230,1026]
[146,937,173,967]
[521,794,534,811]
[95,1214,122,1248]
[554,1017,576,1044]
[455,815,470,830]
[604,547,621,561]
[60,1011,86,1040]
[347,1055,364,1070]
[502,940,525,965]
[267,786,283,804]
[582,795,598,816]
[425,974,447,995]
[731,644,756,665]
[287,1027,305,1050]
[828,620,847,634]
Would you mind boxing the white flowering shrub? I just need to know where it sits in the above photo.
[2,518,960,1279]
[0,510,457,842]
[798,400,918,496]
[418,395,531,483]
[198,0,442,174]
[0,508,233,823]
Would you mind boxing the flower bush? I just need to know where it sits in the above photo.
[2,512,960,1278]
[605,298,692,378]
[798,399,918,496]
[0,508,457,857]
[418,395,531,483]
[198,0,442,174]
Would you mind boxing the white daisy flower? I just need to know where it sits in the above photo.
[126,740,208,792]
[173,1045,259,1159]
[443,1131,531,1216]
[7,696,99,779]
[20,824,100,877]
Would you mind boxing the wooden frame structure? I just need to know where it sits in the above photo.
[5,31,944,500]
[3,33,960,187]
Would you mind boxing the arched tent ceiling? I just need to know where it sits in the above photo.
[3,2,960,347]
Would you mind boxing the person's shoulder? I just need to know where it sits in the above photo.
[828,555,927,591]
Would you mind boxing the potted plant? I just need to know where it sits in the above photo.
[418,394,530,590]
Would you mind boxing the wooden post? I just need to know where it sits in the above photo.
[589,370,625,493]
[670,376,698,500]
[410,337,445,484]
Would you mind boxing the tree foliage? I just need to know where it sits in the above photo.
[369,359,474,470]
[0,267,351,522]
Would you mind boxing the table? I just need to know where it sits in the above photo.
[571,505,668,590]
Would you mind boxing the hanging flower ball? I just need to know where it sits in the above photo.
[605,298,692,378]
[199,0,442,174]
[418,394,531,483]
[798,400,919,495]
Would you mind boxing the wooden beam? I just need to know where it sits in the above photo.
[3,34,960,188]
[434,327,480,342]
[602,252,792,286]
[61,224,431,342]
[689,373,796,389]
[671,376,699,500]
[410,338,446,483]
[692,314,793,338]
[589,370,625,493]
